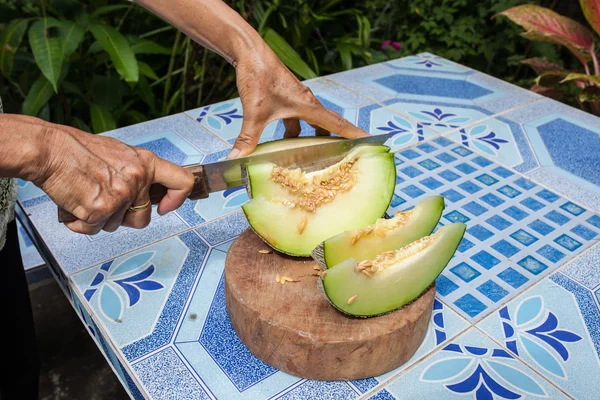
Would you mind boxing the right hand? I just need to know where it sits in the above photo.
[30,120,194,235]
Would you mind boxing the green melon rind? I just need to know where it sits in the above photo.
[321,223,466,318]
[311,196,445,269]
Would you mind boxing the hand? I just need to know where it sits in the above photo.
[229,43,369,158]
[32,121,194,235]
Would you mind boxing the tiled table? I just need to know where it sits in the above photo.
[17,52,600,400]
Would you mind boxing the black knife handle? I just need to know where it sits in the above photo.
[57,165,209,224]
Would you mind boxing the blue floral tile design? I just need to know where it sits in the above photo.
[479,277,600,400]
[383,327,566,400]
[390,139,599,322]
[17,178,50,209]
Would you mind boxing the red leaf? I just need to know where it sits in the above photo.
[530,84,566,100]
[496,5,595,64]
[580,0,600,38]
[520,57,567,75]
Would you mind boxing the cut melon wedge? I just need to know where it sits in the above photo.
[321,223,466,317]
[312,196,445,269]
[241,145,396,256]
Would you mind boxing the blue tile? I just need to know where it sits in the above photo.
[467,225,494,241]
[458,181,483,194]
[458,237,475,253]
[390,194,406,207]
[497,267,528,289]
[463,201,488,217]
[419,159,441,170]
[439,170,461,182]
[491,166,514,178]
[554,234,583,251]
[374,74,492,99]
[417,142,437,153]
[513,177,537,190]
[436,274,459,296]
[587,215,600,229]
[560,201,586,216]
[393,153,404,165]
[454,294,487,318]
[450,262,481,283]
[504,206,529,221]
[520,197,545,211]
[510,229,538,246]
[571,224,597,241]
[420,177,444,190]
[475,174,498,186]
[444,210,470,223]
[492,240,520,258]
[536,189,559,203]
[486,215,511,231]
[277,381,357,400]
[452,146,473,157]
[528,219,555,236]
[480,193,505,207]
[433,136,453,147]
[477,280,508,302]
[545,210,571,226]
[470,251,500,270]
[537,245,566,263]
[441,189,465,203]
[436,152,457,163]
[472,156,493,167]
[455,162,477,175]
[395,175,405,185]
[518,255,549,275]
[400,166,423,178]
[401,185,426,198]
[497,185,522,198]
[400,148,421,160]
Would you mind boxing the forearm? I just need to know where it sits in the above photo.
[0,114,54,182]
[134,0,264,66]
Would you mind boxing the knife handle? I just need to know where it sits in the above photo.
[57,165,208,224]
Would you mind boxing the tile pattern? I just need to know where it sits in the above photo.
[19,53,600,399]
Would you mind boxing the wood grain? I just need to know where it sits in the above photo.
[224,228,435,381]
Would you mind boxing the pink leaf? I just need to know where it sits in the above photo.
[520,57,567,74]
[496,5,595,64]
[580,0,600,38]
[530,84,566,100]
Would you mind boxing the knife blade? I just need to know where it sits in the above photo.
[58,132,394,223]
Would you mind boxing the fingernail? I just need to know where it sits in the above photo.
[226,148,241,159]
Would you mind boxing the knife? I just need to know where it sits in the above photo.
[57,132,394,223]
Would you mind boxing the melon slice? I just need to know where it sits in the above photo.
[241,145,396,256]
[312,196,445,269]
[321,223,466,317]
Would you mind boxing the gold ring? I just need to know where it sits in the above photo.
[127,199,151,213]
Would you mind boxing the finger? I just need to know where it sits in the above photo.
[309,123,330,137]
[283,118,301,138]
[64,219,106,236]
[121,190,152,229]
[151,157,195,215]
[102,202,130,232]
[228,118,265,158]
[301,106,369,139]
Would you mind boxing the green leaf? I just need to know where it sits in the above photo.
[91,75,123,109]
[561,72,600,85]
[258,4,278,35]
[129,38,171,55]
[535,70,569,86]
[72,116,91,133]
[88,41,103,54]
[138,61,159,80]
[495,5,595,64]
[91,5,131,18]
[58,21,85,59]
[579,85,600,102]
[90,103,116,133]
[29,18,64,92]
[137,76,156,114]
[580,0,600,38]
[0,19,30,78]
[89,24,138,83]
[123,109,148,125]
[336,43,353,70]
[61,81,85,99]
[262,28,317,80]
[22,75,55,116]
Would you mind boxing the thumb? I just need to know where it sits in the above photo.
[228,117,264,159]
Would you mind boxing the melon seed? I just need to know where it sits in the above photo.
[347,295,358,304]
[276,275,281,283]
[258,249,271,254]
[297,216,307,234]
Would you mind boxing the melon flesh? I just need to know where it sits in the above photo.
[322,223,466,317]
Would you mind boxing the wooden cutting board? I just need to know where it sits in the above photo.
[224,228,435,381]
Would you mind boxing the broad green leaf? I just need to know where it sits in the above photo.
[89,24,138,83]
[129,39,171,55]
[520,57,566,74]
[88,41,103,54]
[258,4,278,35]
[72,116,91,133]
[90,103,116,133]
[580,0,600,38]
[58,21,85,59]
[29,18,63,92]
[124,109,148,125]
[530,84,566,100]
[22,75,55,116]
[496,5,595,63]
[61,81,85,99]
[138,61,159,80]
[262,28,317,80]
[0,19,29,78]
[561,72,600,85]
[137,76,156,114]
[579,85,600,101]
[535,70,569,86]
[91,5,131,17]
[91,75,123,109]
[336,43,353,70]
